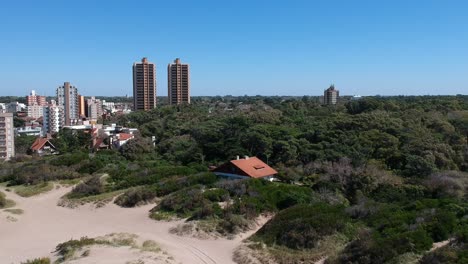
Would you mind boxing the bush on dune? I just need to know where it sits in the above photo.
[20,258,51,264]
[254,203,352,249]
[151,186,216,218]
[68,176,103,198]
[0,191,6,208]
[114,187,157,207]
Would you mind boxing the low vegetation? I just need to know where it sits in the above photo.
[20,258,51,264]
[1,96,468,262]
[114,186,158,207]
[67,176,104,199]
[52,233,163,263]
[13,182,54,197]
[4,208,24,214]
[0,190,15,208]
[54,237,110,262]
[254,203,354,249]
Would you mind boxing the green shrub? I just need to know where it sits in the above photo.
[50,151,88,167]
[336,228,433,264]
[7,162,83,186]
[217,178,315,212]
[217,214,250,234]
[20,257,51,264]
[0,191,6,208]
[68,176,103,198]
[77,159,105,174]
[420,246,459,264]
[152,186,216,218]
[370,184,427,203]
[54,237,108,262]
[203,188,229,202]
[114,187,157,207]
[111,166,198,188]
[254,203,351,249]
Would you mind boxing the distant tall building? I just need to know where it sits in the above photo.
[42,100,63,135]
[324,85,339,105]
[6,102,25,113]
[27,90,47,106]
[168,58,190,105]
[78,95,86,118]
[27,105,44,119]
[57,82,79,125]
[86,96,103,121]
[133,57,156,111]
[0,113,15,160]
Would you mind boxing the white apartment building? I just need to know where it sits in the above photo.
[42,102,63,135]
[0,113,15,160]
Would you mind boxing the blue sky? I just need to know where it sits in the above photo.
[0,0,467,96]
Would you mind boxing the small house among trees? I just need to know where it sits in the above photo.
[212,156,278,181]
[30,137,57,155]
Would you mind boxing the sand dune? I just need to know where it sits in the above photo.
[0,185,259,264]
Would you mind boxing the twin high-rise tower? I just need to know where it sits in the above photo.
[133,57,157,111]
[168,58,190,105]
[132,57,190,111]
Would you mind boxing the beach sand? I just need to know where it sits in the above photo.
[0,185,261,264]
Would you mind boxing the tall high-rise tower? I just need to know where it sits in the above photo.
[57,82,79,125]
[133,57,156,111]
[324,85,339,105]
[168,58,190,105]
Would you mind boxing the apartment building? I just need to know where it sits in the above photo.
[168,58,190,105]
[42,101,63,135]
[86,96,103,121]
[324,85,339,105]
[0,113,15,160]
[57,82,79,125]
[133,57,156,111]
[27,105,44,119]
[27,90,47,106]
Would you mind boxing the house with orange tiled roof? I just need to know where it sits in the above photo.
[30,137,57,155]
[212,156,278,181]
[113,133,135,148]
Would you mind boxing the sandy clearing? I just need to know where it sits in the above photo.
[430,238,453,252]
[0,185,261,264]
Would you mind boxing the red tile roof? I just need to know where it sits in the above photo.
[230,157,278,178]
[118,133,134,141]
[93,138,106,149]
[31,138,53,151]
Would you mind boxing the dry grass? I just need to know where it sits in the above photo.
[4,208,24,215]
[13,182,54,197]
[141,240,161,253]
[58,189,127,208]
[52,233,168,263]
[150,211,177,221]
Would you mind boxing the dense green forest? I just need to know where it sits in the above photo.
[2,95,468,263]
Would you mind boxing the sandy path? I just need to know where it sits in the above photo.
[0,186,258,264]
